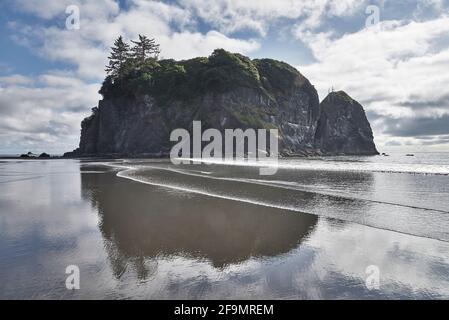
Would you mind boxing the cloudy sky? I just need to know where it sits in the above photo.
[0,0,448,154]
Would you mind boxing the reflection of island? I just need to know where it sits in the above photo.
[80,168,318,277]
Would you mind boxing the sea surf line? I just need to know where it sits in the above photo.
[121,162,449,215]
[183,157,449,176]
[94,161,449,244]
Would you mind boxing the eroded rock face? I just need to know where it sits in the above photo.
[66,51,378,157]
[315,91,378,155]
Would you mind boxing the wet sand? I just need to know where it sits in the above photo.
[1,159,449,299]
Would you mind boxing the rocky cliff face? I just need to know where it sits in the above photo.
[315,91,378,155]
[66,49,377,157]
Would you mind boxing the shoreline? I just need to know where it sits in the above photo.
[1,157,449,299]
[1,151,381,160]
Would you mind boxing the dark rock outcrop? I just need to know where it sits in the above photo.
[19,152,53,159]
[20,152,37,158]
[66,49,378,157]
[315,91,378,155]
[38,152,51,158]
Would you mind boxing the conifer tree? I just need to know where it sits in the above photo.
[131,34,160,64]
[105,36,131,77]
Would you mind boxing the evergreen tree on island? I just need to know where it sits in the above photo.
[131,34,160,64]
[105,36,131,78]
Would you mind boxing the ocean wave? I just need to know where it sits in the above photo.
[185,157,449,175]
[110,163,449,215]
[104,162,449,243]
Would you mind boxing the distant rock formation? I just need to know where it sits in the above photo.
[314,91,378,155]
[20,151,37,158]
[65,49,378,157]
[19,152,52,159]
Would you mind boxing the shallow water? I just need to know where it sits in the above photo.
[1,156,449,299]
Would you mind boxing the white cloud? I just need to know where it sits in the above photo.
[14,0,120,20]
[0,73,100,154]
[0,74,34,86]
[159,30,260,60]
[179,0,367,36]
[10,0,260,80]
[297,15,449,148]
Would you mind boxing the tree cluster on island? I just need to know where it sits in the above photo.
[105,35,160,79]
[101,34,188,100]
[100,35,297,107]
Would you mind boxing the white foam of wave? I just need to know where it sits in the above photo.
[116,168,299,212]
[95,160,449,212]
[177,157,449,175]
[123,164,449,214]
[113,166,448,243]
[89,161,449,242]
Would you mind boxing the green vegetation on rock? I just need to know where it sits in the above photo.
[99,36,304,106]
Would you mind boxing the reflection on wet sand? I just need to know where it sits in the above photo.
[117,161,449,241]
[81,168,318,275]
[2,160,449,299]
